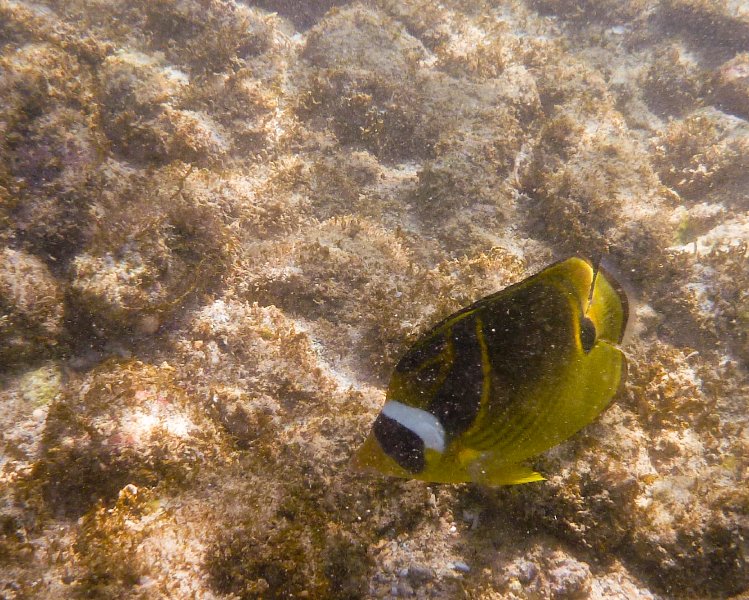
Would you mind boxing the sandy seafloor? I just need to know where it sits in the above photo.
[1,0,748,598]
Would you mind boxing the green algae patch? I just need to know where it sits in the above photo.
[18,364,62,407]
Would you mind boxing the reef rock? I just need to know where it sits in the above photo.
[0,0,747,598]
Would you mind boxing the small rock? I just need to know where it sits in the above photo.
[406,564,434,584]
[396,580,414,596]
[715,53,749,118]
[516,559,539,584]
[547,555,591,598]
[452,561,471,574]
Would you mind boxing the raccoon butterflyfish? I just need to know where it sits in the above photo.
[352,256,628,486]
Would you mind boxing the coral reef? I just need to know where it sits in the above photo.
[0,0,748,598]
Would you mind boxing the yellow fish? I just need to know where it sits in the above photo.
[353,257,628,485]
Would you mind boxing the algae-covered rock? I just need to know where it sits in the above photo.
[530,0,653,24]
[685,245,749,365]
[98,51,232,165]
[68,164,232,337]
[661,0,749,51]
[97,50,190,163]
[242,217,525,377]
[0,363,61,477]
[715,53,749,119]
[642,42,707,117]
[651,109,749,200]
[522,103,675,281]
[176,299,341,446]
[298,5,437,161]
[136,0,276,75]
[495,340,749,597]
[37,360,228,518]
[0,43,99,260]
[0,248,64,365]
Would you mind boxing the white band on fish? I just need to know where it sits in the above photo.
[381,400,446,453]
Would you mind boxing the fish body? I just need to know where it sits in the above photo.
[353,257,628,485]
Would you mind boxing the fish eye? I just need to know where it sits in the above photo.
[580,316,597,353]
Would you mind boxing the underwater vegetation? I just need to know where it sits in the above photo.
[0,0,747,598]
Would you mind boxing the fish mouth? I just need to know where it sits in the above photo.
[348,434,377,474]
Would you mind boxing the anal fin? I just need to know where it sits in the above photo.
[469,460,546,487]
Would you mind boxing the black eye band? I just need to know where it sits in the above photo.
[372,413,425,473]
